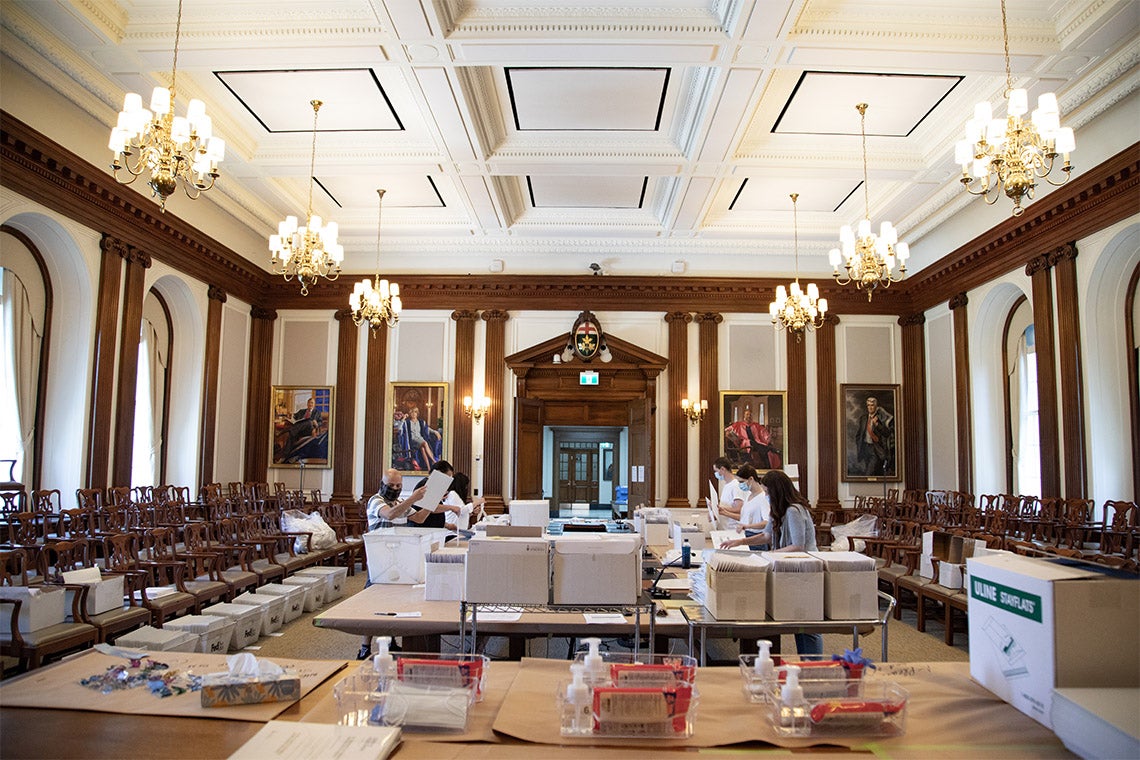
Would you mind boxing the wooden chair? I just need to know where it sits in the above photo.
[143,527,229,611]
[214,517,286,585]
[1099,501,1137,559]
[181,521,259,598]
[36,539,151,643]
[1058,498,1096,550]
[102,533,196,627]
[914,556,968,645]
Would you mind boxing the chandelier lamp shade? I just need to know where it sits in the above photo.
[680,397,708,426]
[829,103,908,302]
[270,100,344,295]
[350,189,402,333]
[107,0,224,211]
[955,0,1074,216]
[770,193,827,338]
[463,395,491,423]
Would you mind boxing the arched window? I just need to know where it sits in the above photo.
[131,289,172,488]
[1003,296,1039,496]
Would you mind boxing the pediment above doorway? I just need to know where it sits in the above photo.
[505,333,667,379]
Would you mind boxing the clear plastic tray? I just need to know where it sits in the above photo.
[334,673,477,731]
[357,651,489,702]
[769,680,907,738]
[557,680,698,738]
[571,651,698,687]
[739,654,867,703]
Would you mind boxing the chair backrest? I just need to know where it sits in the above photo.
[38,538,92,580]
[1103,500,1138,531]
[30,489,62,515]
[75,488,104,511]
[55,507,96,540]
[103,532,142,572]
[143,526,179,560]
[0,548,29,586]
[106,486,132,508]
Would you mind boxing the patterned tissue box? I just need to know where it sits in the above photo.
[200,675,301,707]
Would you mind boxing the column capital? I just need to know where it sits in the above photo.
[250,305,278,321]
[481,309,510,323]
[898,312,926,327]
[1025,253,1053,276]
[451,309,478,322]
[334,307,354,322]
[948,292,969,310]
[207,285,228,303]
[1052,242,1079,263]
[664,311,692,325]
[694,312,724,325]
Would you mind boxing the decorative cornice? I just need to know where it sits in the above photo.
[207,285,228,303]
[250,306,277,321]
[898,312,926,327]
[948,292,969,310]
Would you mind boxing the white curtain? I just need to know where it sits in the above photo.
[0,269,41,483]
[1015,325,1041,497]
[131,320,166,488]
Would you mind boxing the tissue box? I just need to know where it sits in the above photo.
[280,575,326,611]
[552,535,641,605]
[254,583,308,623]
[763,553,824,621]
[117,625,198,652]
[0,584,67,633]
[706,558,768,621]
[425,548,467,601]
[202,602,263,651]
[507,499,550,530]
[672,522,705,552]
[295,566,349,601]
[465,536,549,604]
[201,675,302,707]
[61,567,126,616]
[811,551,879,619]
[364,528,449,585]
[164,615,236,655]
[231,592,287,635]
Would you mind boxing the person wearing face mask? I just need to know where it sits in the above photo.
[366,469,429,530]
[733,464,770,550]
[711,456,744,530]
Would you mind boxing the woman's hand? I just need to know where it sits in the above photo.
[735,525,744,534]
[719,539,738,549]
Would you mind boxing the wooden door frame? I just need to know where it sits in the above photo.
[552,427,621,509]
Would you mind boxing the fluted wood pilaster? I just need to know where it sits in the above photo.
[949,293,973,494]
[243,306,276,483]
[815,314,841,509]
[86,236,125,488]
[331,309,358,502]
[362,324,389,495]
[696,313,722,484]
[1027,255,1061,497]
[665,311,692,509]
[481,310,508,511]
[1053,244,1087,498]
[786,327,808,499]
[898,313,929,491]
[451,311,478,475]
[198,286,226,488]
[111,244,151,487]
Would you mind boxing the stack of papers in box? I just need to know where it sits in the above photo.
[163,614,236,655]
[116,625,198,652]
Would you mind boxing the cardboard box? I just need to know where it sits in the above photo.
[295,566,348,601]
[810,551,879,619]
[552,535,641,605]
[253,583,308,623]
[117,625,198,652]
[762,552,824,621]
[705,557,768,621]
[938,562,967,590]
[364,528,449,584]
[920,532,986,580]
[279,575,326,611]
[507,500,550,530]
[201,676,301,708]
[0,584,67,633]
[633,515,671,546]
[672,522,705,552]
[164,614,236,655]
[485,525,543,538]
[465,536,549,604]
[967,553,1140,729]
[202,602,263,651]
[61,567,126,616]
[231,592,287,635]
[424,548,467,601]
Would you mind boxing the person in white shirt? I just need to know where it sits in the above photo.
[442,472,486,532]
[733,464,770,550]
[712,456,744,530]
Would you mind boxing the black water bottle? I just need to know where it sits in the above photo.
[681,538,691,569]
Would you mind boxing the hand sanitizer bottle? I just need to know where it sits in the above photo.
[779,664,809,734]
[581,637,607,686]
[750,639,776,702]
[371,636,395,687]
[561,663,592,736]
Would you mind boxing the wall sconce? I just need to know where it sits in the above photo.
[680,397,708,426]
[463,395,491,423]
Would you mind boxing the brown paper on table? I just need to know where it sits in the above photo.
[492,658,1070,754]
[0,650,344,722]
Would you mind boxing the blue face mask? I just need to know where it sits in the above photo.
[737,481,750,492]
[714,471,724,481]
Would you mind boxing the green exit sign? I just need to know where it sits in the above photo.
[579,371,599,386]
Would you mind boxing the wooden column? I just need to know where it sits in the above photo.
[695,313,722,482]
[243,306,276,483]
[481,310,508,512]
[198,285,226,489]
[786,329,809,499]
[665,311,692,509]
[949,293,973,494]
[451,310,478,476]
[898,312,929,492]
[1027,254,1061,498]
[1053,243,1087,497]
[362,323,389,496]
[331,309,358,502]
[86,235,125,489]
[111,245,151,487]
[815,314,841,509]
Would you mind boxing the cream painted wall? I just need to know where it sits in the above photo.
[215,300,250,484]
[925,307,958,490]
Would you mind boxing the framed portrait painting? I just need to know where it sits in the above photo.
[390,382,448,476]
[841,384,902,482]
[720,391,787,471]
[271,386,333,468]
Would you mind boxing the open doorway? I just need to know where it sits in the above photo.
[547,427,625,518]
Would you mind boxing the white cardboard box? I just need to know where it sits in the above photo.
[938,562,967,590]
[705,556,768,621]
[633,515,670,546]
[231,592,287,635]
[1051,687,1140,760]
[363,528,449,585]
[810,551,879,619]
[164,614,236,655]
[61,567,126,616]
[552,535,641,605]
[762,552,824,621]
[465,536,549,604]
[671,522,706,552]
[280,575,326,611]
[920,532,985,580]
[254,583,308,623]
[295,566,349,601]
[424,548,467,601]
[966,552,1140,729]
[202,602,263,651]
[0,584,67,632]
[507,500,550,530]
[117,625,198,652]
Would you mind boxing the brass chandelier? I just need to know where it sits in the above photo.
[269,100,344,295]
[108,0,224,211]
[770,193,827,338]
[350,189,402,333]
[955,0,1074,216]
[829,103,909,301]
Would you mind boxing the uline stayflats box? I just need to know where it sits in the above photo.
[552,535,641,605]
[810,551,879,620]
[465,536,549,604]
[762,552,824,621]
[705,556,768,621]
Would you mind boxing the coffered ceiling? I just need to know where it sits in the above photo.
[2,0,1137,280]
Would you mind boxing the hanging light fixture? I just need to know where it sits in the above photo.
[108,0,225,211]
[350,189,402,333]
[269,100,343,295]
[955,0,1074,216]
[770,193,827,339]
[829,103,909,302]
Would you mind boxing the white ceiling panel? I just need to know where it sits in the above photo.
[528,176,649,209]
[315,175,446,209]
[730,177,860,213]
[507,68,670,131]
[217,69,403,132]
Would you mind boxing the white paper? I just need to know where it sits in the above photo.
[707,480,718,524]
[468,611,523,622]
[228,721,400,760]
[415,470,454,509]
[583,613,627,624]
[658,578,691,591]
